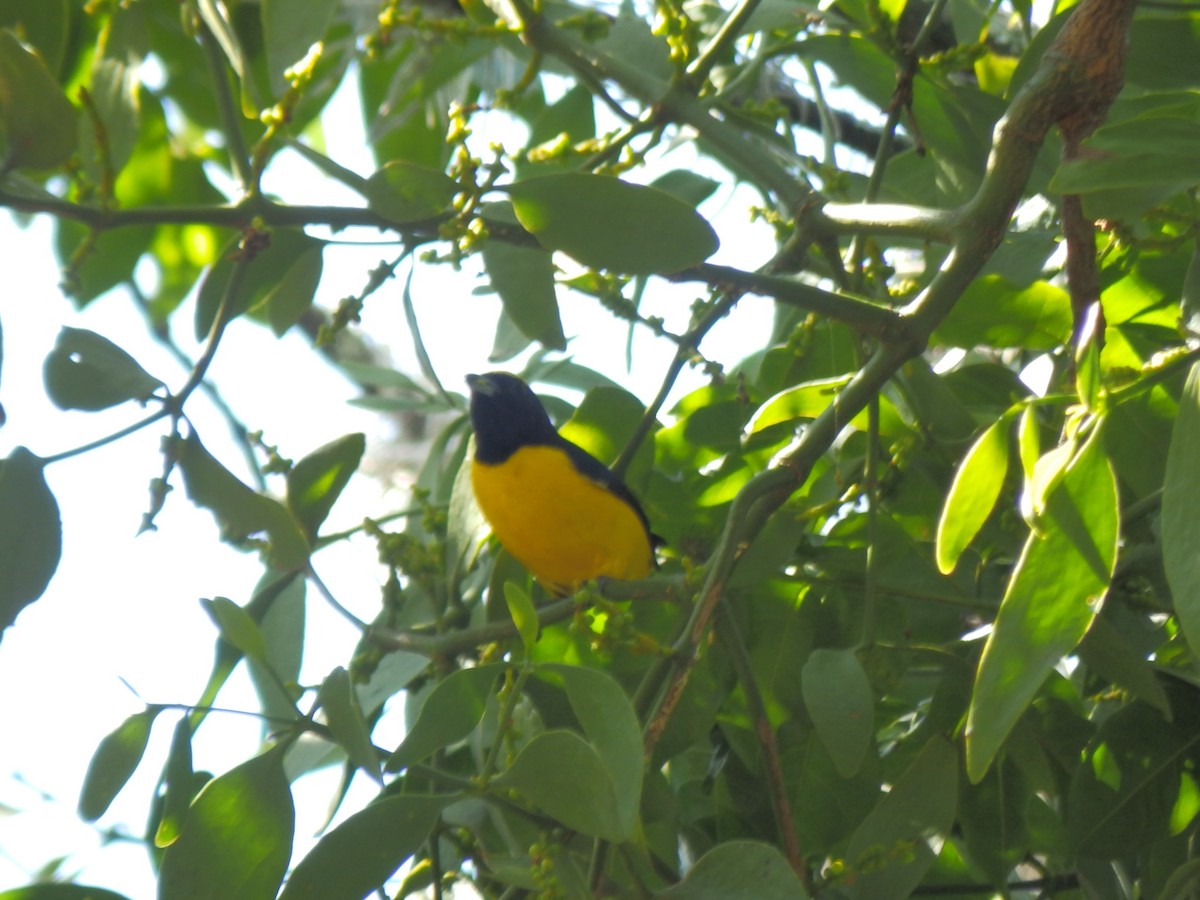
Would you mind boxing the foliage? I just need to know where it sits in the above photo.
[2,0,1200,897]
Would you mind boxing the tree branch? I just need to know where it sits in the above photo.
[640,0,1140,759]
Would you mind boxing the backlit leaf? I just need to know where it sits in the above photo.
[317,666,381,782]
[78,708,160,822]
[967,423,1118,781]
[386,664,503,771]
[278,794,451,900]
[364,160,457,224]
[285,433,365,540]
[0,29,77,170]
[481,236,565,351]
[504,581,539,654]
[936,417,1010,574]
[0,448,61,635]
[177,432,310,571]
[158,744,295,900]
[1163,362,1200,658]
[43,327,163,411]
[508,173,718,275]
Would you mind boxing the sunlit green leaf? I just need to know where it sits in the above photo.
[936,417,1010,574]
[967,423,1118,782]
[285,433,365,540]
[158,744,295,900]
[1163,362,1200,659]
[0,887,134,900]
[749,376,910,437]
[154,716,196,848]
[201,596,269,663]
[936,276,1071,350]
[504,581,539,653]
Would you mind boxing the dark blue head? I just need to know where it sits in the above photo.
[467,372,560,463]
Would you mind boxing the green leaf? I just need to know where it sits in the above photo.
[194,230,325,341]
[246,570,305,722]
[285,433,365,540]
[507,172,719,275]
[488,304,534,363]
[317,666,381,782]
[1075,303,1103,409]
[504,581,539,653]
[547,664,644,839]
[261,0,339,96]
[494,729,626,840]
[177,432,310,571]
[966,423,1118,782]
[935,276,1072,350]
[201,596,270,663]
[158,744,295,900]
[81,58,140,182]
[1051,117,1200,193]
[481,234,566,352]
[386,664,503,771]
[654,841,808,899]
[43,327,163,411]
[935,417,1010,574]
[0,447,61,635]
[649,170,720,207]
[1159,858,1200,900]
[846,736,958,900]
[0,29,77,170]
[802,648,874,778]
[1163,362,1200,659]
[446,434,488,590]
[1078,616,1171,718]
[749,376,910,438]
[0,0,69,75]
[78,708,160,821]
[278,794,451,900]
[1066,702,1187,857]
[0,888,134,900]
[264,241,324,336]
[363,160,457,224]
[154,716,196,847]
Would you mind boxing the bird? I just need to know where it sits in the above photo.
[466,371,659,595]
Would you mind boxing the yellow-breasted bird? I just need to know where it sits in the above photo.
[466,372,659,594]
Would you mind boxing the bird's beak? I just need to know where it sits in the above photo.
[466,373,495,396]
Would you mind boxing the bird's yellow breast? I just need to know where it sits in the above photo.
[471,445,653,592]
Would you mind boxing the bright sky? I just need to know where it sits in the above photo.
[0,58,780,892]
